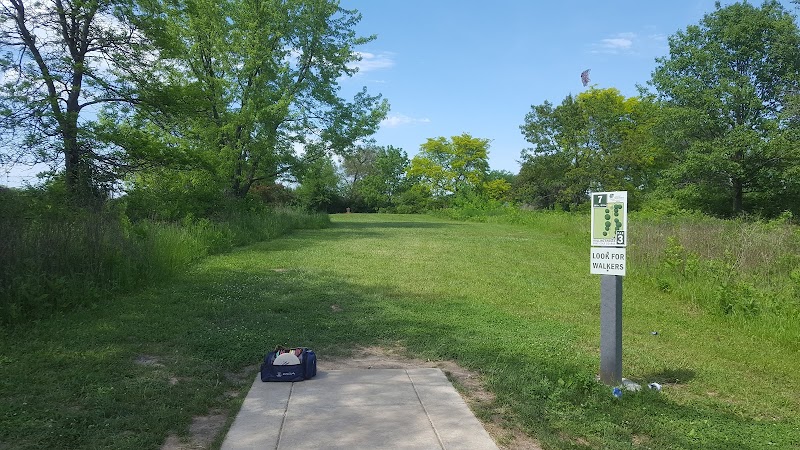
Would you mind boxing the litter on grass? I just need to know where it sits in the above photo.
[612,387,623,398]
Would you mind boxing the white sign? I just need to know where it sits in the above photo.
[590,191,628,247]
[590,247,626,276]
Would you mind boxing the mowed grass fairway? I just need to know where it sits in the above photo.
[1,213,797,449]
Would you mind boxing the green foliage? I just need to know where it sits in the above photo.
[121,0,388,199]
[517,88,662,210]
[0,0,158,200]
[513,2,800,220]
[483,178,511,202]
[630,211,800,317]
[124,169,227,221]
[511,152,571,209]
[648,0,800,216]
[0,187,329,326]
[250,183,297,207]
[340,145,412,212]
[408,133,491,201]
[393,183,433,214]
[293,155,344,212]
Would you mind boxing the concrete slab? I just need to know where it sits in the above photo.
[279,404,439,449]
[221,380,291,449]
[221,368,499,450]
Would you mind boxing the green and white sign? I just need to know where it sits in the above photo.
[590,191,628,248]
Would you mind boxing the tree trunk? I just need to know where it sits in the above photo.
[732,177,743,215]
[61,115,94,203]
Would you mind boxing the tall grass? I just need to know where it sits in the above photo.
[630,213,800,318]
[0,194,329,326]
[436,203,800,320]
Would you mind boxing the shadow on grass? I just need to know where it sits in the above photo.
[0,258,793,450]
[246,218,465,252]
[166,266,798,450]
[642,367,697,385]
[330,220,462,230]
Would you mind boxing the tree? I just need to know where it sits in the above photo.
[341,144,410,211]
[0,0,155,200]
[511,152,570,209]
[294,153,342,212]
[484,170,513,202]
[408,133,490,199]
[519,88,660,209]
[648,0,800,216]
[340,144,378,209]
[342,145,379,189]
[125,0,388,199]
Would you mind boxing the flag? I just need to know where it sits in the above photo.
[581,69,591,87]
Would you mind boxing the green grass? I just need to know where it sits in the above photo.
[1,213,798,449]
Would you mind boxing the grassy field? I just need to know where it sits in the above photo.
[1,213,798,449]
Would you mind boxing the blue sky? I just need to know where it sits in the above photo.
[337,0,797,174]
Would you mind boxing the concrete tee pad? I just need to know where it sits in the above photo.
[222,368,499,449]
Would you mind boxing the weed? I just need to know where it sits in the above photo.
[0,199,329,326]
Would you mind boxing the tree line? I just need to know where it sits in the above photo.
[2,1,799,220]
[516,1,800,218]
[291,1,800,219]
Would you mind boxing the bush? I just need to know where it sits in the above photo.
[0,187,329,327]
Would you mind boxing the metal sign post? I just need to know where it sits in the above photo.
[600,274,622,384]
[590,191,627,386]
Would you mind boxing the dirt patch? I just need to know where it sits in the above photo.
[160,410,227,450]
[161,365,257,450]
[224,364,259,384]
[632,434,651,447]
[320,346,542,450]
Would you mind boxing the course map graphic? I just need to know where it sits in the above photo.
[590,191,627,247]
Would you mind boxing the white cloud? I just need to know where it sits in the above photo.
[380,114,430,128]
[592,32,637,54]
[601,38,633,50]
[350,51,395,73]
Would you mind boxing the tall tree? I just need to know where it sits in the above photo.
[511,152,570,209]
[125,0,388,199]
[342,144,409,211]
[408,133,490,199]
[294,151,342,212]
[649,0,800,215]
[519,88,659,209]
[0,0,154,200]
[341,144,379,193]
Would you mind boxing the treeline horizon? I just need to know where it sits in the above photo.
[1,1,799,221]
[334,1,800,219]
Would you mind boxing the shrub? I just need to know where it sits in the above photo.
[0,188,329,327]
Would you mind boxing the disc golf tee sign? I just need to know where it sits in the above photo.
[590,191,627,276]
[590,191,628,385]
[591,191,627,247]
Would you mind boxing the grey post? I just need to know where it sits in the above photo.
[600,274,622,385]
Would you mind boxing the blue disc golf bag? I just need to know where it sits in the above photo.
[260,347,317,382]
